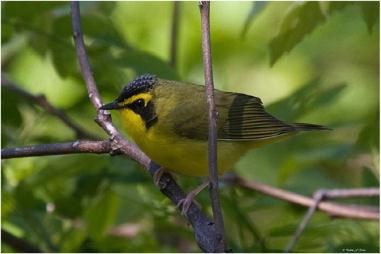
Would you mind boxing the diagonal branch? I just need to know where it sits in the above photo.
[285,190,325,253]
[226,175,379,220]
[70,4,102,110]
[71,2,149,167]
[199,1,226,252]
[285,187,380,252]
[70,2,221,252]
[1,74,98,140]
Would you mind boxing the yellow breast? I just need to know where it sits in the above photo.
[119,109,250,177]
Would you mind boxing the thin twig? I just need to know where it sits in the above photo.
[70,2,222,251]
[285,190,325,253]
[169,1,180,68]
[71,1,149,167]
[318,188,379,198]
[71,3,102,110]
[199,1,226,252]
[226,175,379,220]
[285,187,380,252]
[1,140,113,159]
[1,74,98,140]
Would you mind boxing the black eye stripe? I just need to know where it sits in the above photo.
[135,99,145,107]
[127,100,158,129]
[126,98,146,110]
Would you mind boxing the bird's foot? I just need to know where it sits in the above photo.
[177,181,209,215]
[153,167,166,188]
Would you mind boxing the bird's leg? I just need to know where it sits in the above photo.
[153,167,166,187]
[177,180,210,215]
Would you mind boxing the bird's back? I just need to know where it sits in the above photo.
[153,79,327,143]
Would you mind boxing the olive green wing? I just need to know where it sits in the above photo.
[217,93,297,141]
[164,82,210,140]
[166,83,326,141]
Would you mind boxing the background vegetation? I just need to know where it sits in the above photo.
[2,1,379,252]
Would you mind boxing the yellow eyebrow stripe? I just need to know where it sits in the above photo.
[122,93,153,106]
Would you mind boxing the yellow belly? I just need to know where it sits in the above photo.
[139,133,250,177]
[119,110,251,176]
[119,109,290,177]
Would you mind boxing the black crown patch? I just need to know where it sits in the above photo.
[117,74,157,102]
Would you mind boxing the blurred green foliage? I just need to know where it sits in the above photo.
[1,1,379,252]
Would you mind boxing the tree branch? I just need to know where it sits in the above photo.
[1,74,98,140]
[1,140,113,159]
[316,188,380,199]
[70,2,222,252]
[169,1,180,68]
[285,190,325,253]
[285,187,380,252]
[70,4,102,110]
[226,175,379,220]
[71,2,149,167]
[199,1,226,252]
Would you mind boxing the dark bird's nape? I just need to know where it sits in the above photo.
[291,123,331,131]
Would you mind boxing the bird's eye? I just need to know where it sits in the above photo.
[134,99,145,108]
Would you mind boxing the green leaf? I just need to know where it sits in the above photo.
[356,112,379,151]
[240,2,268,39]
[13,183,45,212]
[49,16,78,77]
[59,228,87,252]
[326,1,353,14]
[26,155,107,187]
[1,87,23,128]
[2,2,67,20]
[359,2,379,33]
[53,195,83,219]
[84,189,120,239]
[1,19,14,43]
[269,2,326,65]
[90,51,130,91]
[1,191,16,220]
[116,50,180,80]
[268,223,297,237]
[362,167,379,187]
[267,79,346,121]
[81,14,129,49]
[269,1,377,65]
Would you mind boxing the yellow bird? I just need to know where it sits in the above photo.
[101,74,328,209]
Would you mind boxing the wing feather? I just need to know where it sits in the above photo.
[165,83,300,141]
[218,94,296,141]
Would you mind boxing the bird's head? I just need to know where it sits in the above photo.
[100,74,159,129]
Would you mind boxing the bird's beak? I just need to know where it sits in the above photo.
[100,100,122,110]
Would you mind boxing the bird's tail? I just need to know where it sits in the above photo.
[291,123,331,131]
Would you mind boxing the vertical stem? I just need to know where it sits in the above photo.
[71,1,102,110]
[169,1,180,68]
[199,1,226,252]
